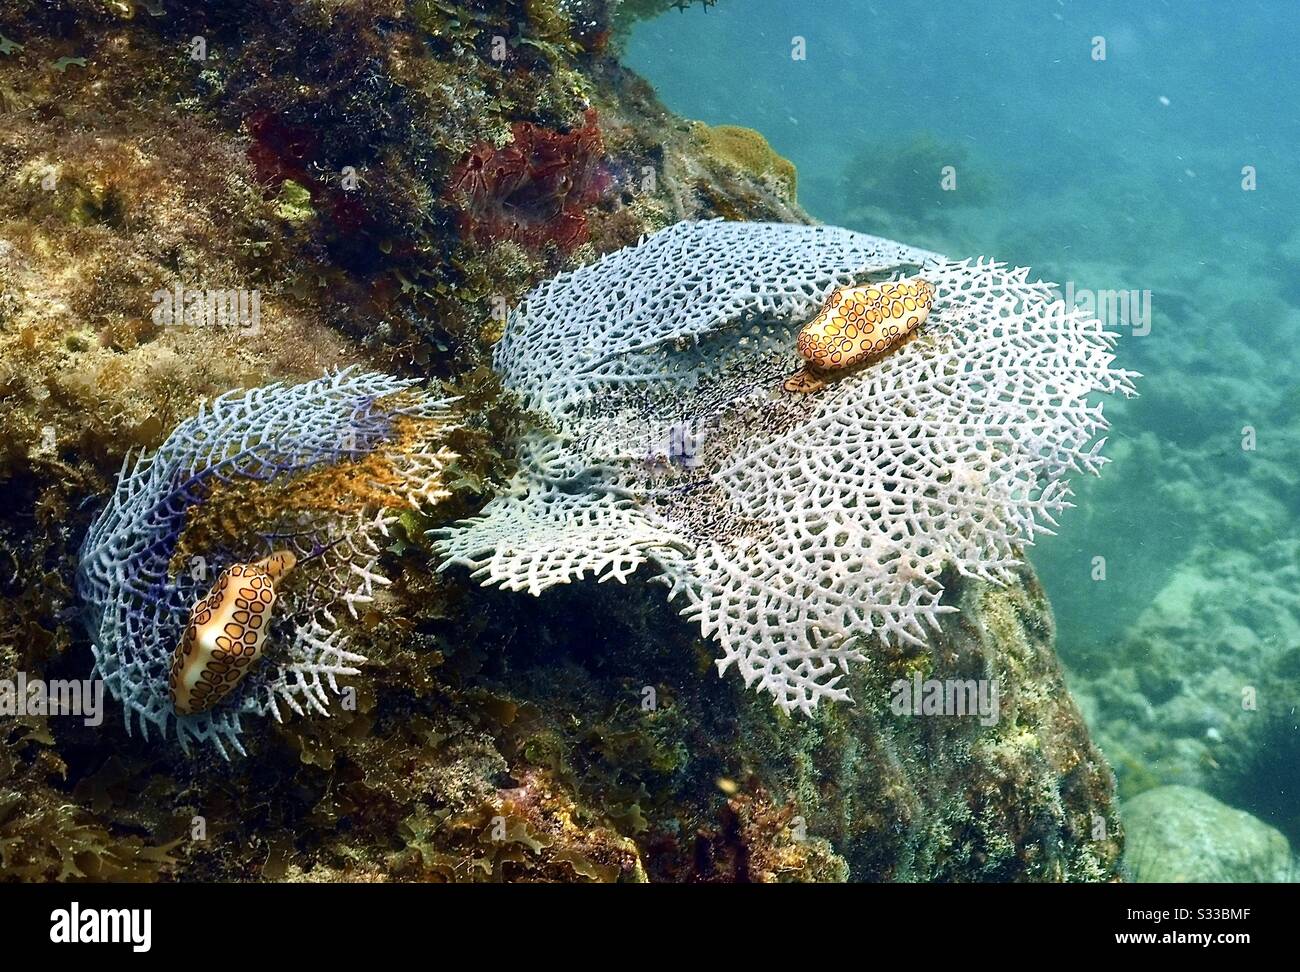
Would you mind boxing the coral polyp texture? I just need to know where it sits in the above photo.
[434,220,1138,713]
[78,370,457,756]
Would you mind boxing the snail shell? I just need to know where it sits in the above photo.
[783,277,935,393]
[169,551,296,716]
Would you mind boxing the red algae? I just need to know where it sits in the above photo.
[447,108,610,253]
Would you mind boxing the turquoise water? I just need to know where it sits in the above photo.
[628,0,1300,878]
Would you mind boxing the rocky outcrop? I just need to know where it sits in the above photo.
[1123,786,1292,883]
[434,560,1124,881]
[0,1,1120,882]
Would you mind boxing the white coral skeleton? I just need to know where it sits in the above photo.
[433,220,1138,714]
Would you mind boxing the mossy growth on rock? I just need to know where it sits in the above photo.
[0,0,1122,882]
[692,121,797,201]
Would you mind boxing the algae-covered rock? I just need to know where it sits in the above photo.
[1123,785,1293,883]
[426,559,1121,882]
[273,179,316,224]
[693,122,797,200]
[0,0,1123,883]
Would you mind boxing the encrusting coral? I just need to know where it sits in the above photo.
[78,370,457,756]
[435,219,1139,713]
[692,122,798,201]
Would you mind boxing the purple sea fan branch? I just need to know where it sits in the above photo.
[77,368,457,756]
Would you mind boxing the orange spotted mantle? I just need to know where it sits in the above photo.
[783,278,935,394]
[169,551,296,716]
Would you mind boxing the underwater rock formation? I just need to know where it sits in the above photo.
[1123,786,1293,883]
[435,219,1138,713]
[78,370,456,756]
[416,554,1123,881]
[691,122,798,202]
[0,2,1130,883]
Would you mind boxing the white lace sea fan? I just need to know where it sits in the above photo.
[78,369,457,756]
[434,220,1138,714]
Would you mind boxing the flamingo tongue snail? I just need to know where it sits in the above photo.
[168,551,298,716]
[783,277,935,393]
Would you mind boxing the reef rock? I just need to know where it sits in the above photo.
[1123,785,1293,883]
[0,1,1125,883]
[452,556,1124,881]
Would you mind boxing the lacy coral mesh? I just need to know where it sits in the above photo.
[434,221,1138,714]
[78,369,456,755]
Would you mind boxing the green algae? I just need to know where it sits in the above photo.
[273,179,316,223]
